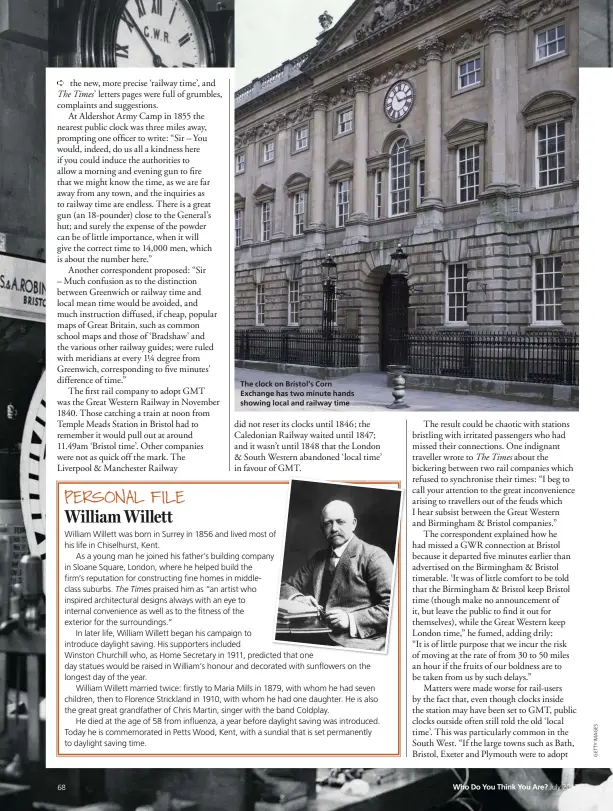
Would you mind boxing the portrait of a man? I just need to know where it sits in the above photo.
[276,482,401,652]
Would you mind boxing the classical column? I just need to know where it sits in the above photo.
[480,7,516,193]
[308,92,328,234]
[272,114,289,241]
[415,37,444,232]
[240,137,257,246]
[349,71,372,224]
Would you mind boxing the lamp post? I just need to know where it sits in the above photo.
[321,253,338,333]
[320,254,338,368]
[386,244,410,409]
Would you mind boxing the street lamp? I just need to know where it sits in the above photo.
[389,243,409,274]
[321,254,338,337]
[386,244,410,409]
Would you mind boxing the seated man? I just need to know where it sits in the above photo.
[279,500,393,651]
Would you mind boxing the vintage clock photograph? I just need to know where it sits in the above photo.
[50,0,235,67]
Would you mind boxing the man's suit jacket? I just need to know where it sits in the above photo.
[279,536,393,651]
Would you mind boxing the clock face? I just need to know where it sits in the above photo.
[20,371,46,571]
[384,80,414,122]
[115,0,209,66]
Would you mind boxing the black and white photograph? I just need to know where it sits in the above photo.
[275,480,401,653]
[234,0,579,412]
[0,3,48,790]
[49,0,235,68]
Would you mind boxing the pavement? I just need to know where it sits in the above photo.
[235,368,575,412]
[580,0,610,66]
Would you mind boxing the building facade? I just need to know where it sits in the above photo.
[234,0,578,371]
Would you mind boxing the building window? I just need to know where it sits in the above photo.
[417,158,426,205]
[235,153,245,173]
[294,126,309,151]
[536,120,565,188]
[336,180,351,227]
[458,56,481,89]
[288,280,300,326]
[447,263,468,323]
[293,192,306,236]
[534,256,562,323]
[374,170,382,219]
[260,201,272,241]
[262,139,275,163]
[336,107,353,135]
[535,23,566,61]
[255,283,265,325]
[234,209,243,248]
[457,144,480,203]
[390,137,410,216]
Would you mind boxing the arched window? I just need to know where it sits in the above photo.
[389,137,410,216]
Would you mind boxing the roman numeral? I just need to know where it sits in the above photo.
[121,10,135,32]
[135,0,146,17]
[183,62,195,67]
[116,43,130,58]
[169,4,176,24]
[178,32,191,46]
[152,0,162,14]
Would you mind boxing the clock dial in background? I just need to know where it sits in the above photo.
[115,0,207,67]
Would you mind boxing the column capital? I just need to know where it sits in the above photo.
[479,5,520,35]
[310,91,329,111]
[348,70,372,94]
[418,36,445,60]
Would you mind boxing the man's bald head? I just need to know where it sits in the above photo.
[320,500,357,547]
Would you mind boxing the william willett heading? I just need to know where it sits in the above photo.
[64,510,173,524]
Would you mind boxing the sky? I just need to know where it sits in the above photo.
[235,0,355,88]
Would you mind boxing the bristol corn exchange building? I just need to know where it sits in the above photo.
[234,0,578,386]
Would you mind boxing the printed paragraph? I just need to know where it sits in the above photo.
[409,417,577,762]
[49,74,230,475]
[57,483,400,756]
[233,418,383,473]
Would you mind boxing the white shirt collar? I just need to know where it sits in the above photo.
[330,537,352,558]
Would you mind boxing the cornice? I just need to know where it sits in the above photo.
[235,101,315,149]
[235,0,573,136]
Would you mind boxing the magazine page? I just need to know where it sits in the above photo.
[1,0,611,809]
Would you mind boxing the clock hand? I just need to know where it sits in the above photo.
[122,8,166,66]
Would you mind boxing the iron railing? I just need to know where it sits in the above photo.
[235,329,360,369]
[388,330,579,386]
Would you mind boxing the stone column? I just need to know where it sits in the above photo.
[481,8,513,192]
[241,137,257,246]
[272,114,289,242]
[349,71,372,225]
[415,37,445,232]
[478,6,519,221]
[308,92,328,243]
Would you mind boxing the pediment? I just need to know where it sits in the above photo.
[327,159,353,176]
[285,172,311,193]
[253,183,275,202]
[303,0,442,73]
[235,192,246,208]
[445,119,488,147]
[522,91,576,127]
